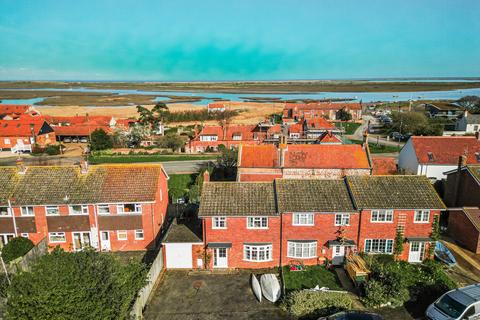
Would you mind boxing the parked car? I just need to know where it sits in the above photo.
[390,132,404,141]
[426,283,480,320]
[63,137,72,143]
[319,311,383,320]
[72,137,79,143]
[79,137,88,143]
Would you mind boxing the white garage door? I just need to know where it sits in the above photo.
[165,243,193,268]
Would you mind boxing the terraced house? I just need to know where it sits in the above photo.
[0,162,169,251]
[197,175,445,269]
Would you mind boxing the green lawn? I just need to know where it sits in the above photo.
[283,265,341,291]
[88,154,216,164]
[335,122,362,135]
[349,139,400,154]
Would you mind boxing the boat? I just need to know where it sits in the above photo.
[260,274,281,303]
[250,274,262,302]
[434,241,457,267]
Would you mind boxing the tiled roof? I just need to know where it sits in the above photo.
[371,157,397,175]
[197,125,257,140]
[199,182,277,216]
[0,120,51,137]
[467,165,480,183]
[318,131,342,144]
[0,168,18,205]
[461,208,480,232]
[346,175,445,209]
[410,136,480,165]
[207,102,227,110]
[163,219,203,243]
[0,164,163,206]
[275,179,355,213]
[0,105,32,115]
[285,102,362,111]
[239,144,370,169]
[288,123,303,133]
[305,118,336,130]
[53,124,112,136]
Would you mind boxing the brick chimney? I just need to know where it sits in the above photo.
[453,155,467,207]
[278,135,288,168]
[80,160,89,174]
[16,158,27,174]
[203,170,210,183]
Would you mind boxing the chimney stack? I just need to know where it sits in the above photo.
[278,135,288,168]
[80,160,89,174]
[453,155,468,207]
[475,131,480,141]
[203,170,210,183]
[16,158,27,174]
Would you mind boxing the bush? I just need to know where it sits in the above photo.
[45,144,61,155]
[362,279,409,308]
[90,128,113,151]
[6,248,147,319]
[1,236,34,263]
[282,290,353,319]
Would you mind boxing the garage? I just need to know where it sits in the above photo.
[163,219,203,269]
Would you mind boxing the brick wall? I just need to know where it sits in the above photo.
[444,170,480,207]
[448,210,480,253]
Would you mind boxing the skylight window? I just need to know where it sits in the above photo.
[427,152,435,162]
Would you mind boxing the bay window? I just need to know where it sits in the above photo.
[287,241,317,258]
[243,244,272,262]
[364,239,393,254]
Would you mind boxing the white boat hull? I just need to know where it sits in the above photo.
[260,274,281,303]
[251,274,262,302]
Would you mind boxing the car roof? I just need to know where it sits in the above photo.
[448,284,480,306]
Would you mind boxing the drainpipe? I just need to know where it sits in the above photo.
[93,204,100,251]
[8,200,18,237]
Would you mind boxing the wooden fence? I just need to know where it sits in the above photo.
[130,248,164,319]
[7,238,48,274]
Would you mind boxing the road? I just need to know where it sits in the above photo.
[0,153,212,174]
[346,115,406,148]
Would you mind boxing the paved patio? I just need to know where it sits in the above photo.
[144,271,292,320]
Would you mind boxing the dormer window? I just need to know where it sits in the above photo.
[427,152,435,162]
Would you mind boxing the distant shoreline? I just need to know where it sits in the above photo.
[1,80,480,93]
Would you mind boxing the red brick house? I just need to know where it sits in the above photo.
[0,119,56,152]
[282,102,362,123]
[0,163,169,251]
[237,143,372,182]
[197,175,444,269]
[187,124,265,152]
[444,164,480,208]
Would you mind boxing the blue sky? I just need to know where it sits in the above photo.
[0,0,479,80]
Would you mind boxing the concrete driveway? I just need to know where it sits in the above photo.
[144,271,292,320]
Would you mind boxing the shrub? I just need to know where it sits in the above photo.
[90,128,113,151]
[282,290,353,319]
[1,236,34,263]
[362,279,409,308]
[45,144,61,155]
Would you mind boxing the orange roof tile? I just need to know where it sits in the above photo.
[198,125,257,140]
[410,136,480,165]
[318,131,342,144]
[0,120,48,137]
[285,102,362,111]
[239,144,370,169]
[306,118,337,130]
[372,157,397,175]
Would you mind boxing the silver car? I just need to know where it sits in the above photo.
[426,284,480,319]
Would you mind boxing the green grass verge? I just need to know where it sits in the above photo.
[283,265,341,291]
[88,154,217,164]
[168,174,196,198]
[335,122,361,135]
[349,139,400,153]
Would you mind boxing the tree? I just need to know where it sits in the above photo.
[390,111,444,136]
[212,147,238,180]
[394,229,404,258]
[337,108,353,121]
[136,103,169,133]
[127,124,151,147]
[89,128,113,151]
[111,128,129,148]
[457,96,480,113]
[6,248,146,320]
[1,237,34,263]
[156,133,185,152]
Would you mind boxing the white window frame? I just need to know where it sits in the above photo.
[116,203,142,214]
[293,213,314,226]
[0,234,15,246]
[232,134,242,141]
[20,233,29,238]
[370,210,394,223]
[0,206,11,216]
[212,216,227,229]
[287,241,317,259]
[364,239,394,254]
[247,216,268,229]
[97,204,110,215]
[69,205,89,215]
[117,230,128,241]
[21,206,34,216]
[243,244,273,262]
[45,205,60,216]
[4,138,11,145]
[49,232,66,243]
[134,229,144,240]
[414,210,430,223]
[334,213,350,226]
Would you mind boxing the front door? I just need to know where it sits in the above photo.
[73,232,91,251]
[213,248,228,268]
[408,241,425,262]
[332,245,346,265]
[100,231,111,251]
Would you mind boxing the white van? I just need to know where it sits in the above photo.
[426,284,480,320]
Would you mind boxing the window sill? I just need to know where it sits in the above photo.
[292,224,315,227]
[287,256,317,259]
[246,227,269,230]
[243,259,273,263]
